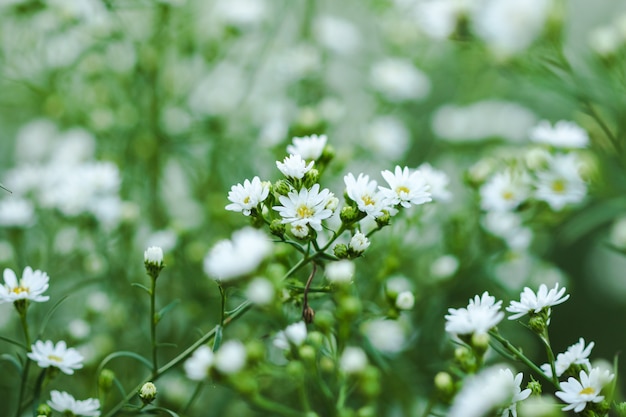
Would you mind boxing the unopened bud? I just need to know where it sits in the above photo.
[333,243,349,259]
[374,211,390,228]
[139,382,157,404]
[273,179,291,196]
[340,206,359,225]
[434,371,455,399]
[99,369,115,393]
[144,246,164,279]
[470,332,490,356]
[269,219,286,238]
[527,378,542,396]
[303,168,320,188]
[36,404,52,417]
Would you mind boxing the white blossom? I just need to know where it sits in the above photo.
[344,173,392,219]
[370,58,431,102]
[184,346,214,381]
[555,368,614,413]
[349,232,370,253]
[448,366,517,417]
[273,321,308,350]
[0,266,50,304]
[445,292,504,337]
[534,153,587,211]
[541,338,594,378]
[325,260,355,284]
[225,176,270,216]
[395,291,415,310]
[144,246,163,265]
[530,120,589,149]
[339,346,368,374]
[214,340,247,374]
[506,283,569,320]
[48,391,100,417]
[480,170,530,212]
[28,340,84,375]
[379,166,432,208]
[276,154,314,179]
[287,134,327,160]
[273,184,334,231]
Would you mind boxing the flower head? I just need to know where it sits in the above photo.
[0,266,50,304]
[225,176,270,216]
[445,292,504,337]
[506,283,569,320]
[48,390,100,417]
[480,170,530,212]
[273,184,333,231]
[349,232,370,253]
[534,153,586,211]
[344,173,392,219]
[379,166,432,208]
[500,369,532,417]
[273,321,307,350]
[184,345,214,381]
[276,154,314,179]
[448,366,518,417]
[530,120,589,149]
[555,368,614,413]
[28,340,84,375]
[339,346,368,374]
[417,163,452,202]
[541,338,594,378]
[214,340,247,374]
[286,134,327,160]
[395,291,415,310]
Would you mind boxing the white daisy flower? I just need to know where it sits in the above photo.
[480,170,530,212]
[203,227,272,281]
[225,176,270,216]
[276,154,314,179]
[273,184,333,231]
[555,368,614,413]
[500,368,532,417]
[344,173,392,219]
[534,153,587,211]
[349,232,370,253]
[48,390,101,417]
[0,266,50,304]
[273,321,307,350]
[445,291,504,337]
[506,283,569,320]
[184,345,214,381]
[541,338,594,378]
[286,134,327,160]
[379,166,432,208]
[448,366,517,417]
[214,340,247,375]
[417,163,452,202]
[28,340,84,375]
[530,120,589,149]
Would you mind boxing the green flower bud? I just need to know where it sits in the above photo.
[359,366,381,398]
[274,179,292,196]
[340,206,360,225]
[470,332,490,357]
[454,346,476,373]
[333,243,349,259]
[615,401,626,417]
[314,310,335,333]
[269,219,286,238]
[230,373,258,397]
[303,168,320,188]
[319,356,335,373]
[374,211,390,228]
[337,296,362,320]
[528,313,549,335]
[286,361,305,378]
[434,372,455,399]
[245,340,266,364]
[357,406,375,417]
[527,378,542,396]
[299,345,316,363]
[36,404,52,417]
[99,369,115,393]
[139,382,157,405]
[307,331,325,348]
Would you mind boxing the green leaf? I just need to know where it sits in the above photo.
[131,283,152,295]
[156,299,180,324]
[0,335,28,351]
[0,353,23,373]
[212,325,223,352]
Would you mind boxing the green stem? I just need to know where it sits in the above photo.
[539,330,560,388]
[18,309,31,347]
[218,284,226,327]
[14,360,31,417]
[150,276,158,378]
[250,394,303,417]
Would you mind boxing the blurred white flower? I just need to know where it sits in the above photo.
[344,173,392,219]
[325,260,355,284]
[273,184,334,231]
[365,116,410,161]
[448,366,517,417]
[273,321,307,350]
[480,170,530,212]
[28,340,84,375]
[0,266,50,304]
[395,291,415,310]
[0,198,35,227]
[245,277,275,306]
[340,346,368,374]
[379,166,432,208]
[363,319,406,353]
[314,15,361,55]
[445,291,504,337]
[184,345,213,381]
[287,134,327,161]
[203,227,272,281]
[349,232,370,253]
[589,26,621,57]
[225,176,270,216]
[555,368,614,413]
[541,337,594,378]
[370,58,430,102]
[530,120,589,149]
[534,153,586,211]
[68,319,91,341]
[609,216,626,249]
[500,368,532,417]
[276,154,314,180]
[214,0,267,27]
[417,163,452,202]
[48,390,100,417]
[414,0,471,39]
[430,255,459,279]
[506,283,569,320]
[214,340,247,374]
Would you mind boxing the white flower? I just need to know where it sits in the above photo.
[541,338,594,378]
[415,0,471,40]
[290,222,310,238]
[364,116,410,161]
[48,390,100,417]
[430,255,459,280]
[273,321,308,350]
[344,173,392,219]
[225,176,270,216]
[500,369,532,417]
[276,154,314,179]
[339,346,368,374]
[0,267,50,304]
[534,153,587,211]
[203,227,272,281]
[144,246,163,264]
[349,232,370,253]
[395,291,415,310]
[287,134,327,160]
[362,318,406,353]
[448,366,517,417]
[480,170,530,212]
[28,340,84,375]
[555,368,614,413]
[530,120,589,149]
[417,163,452,202]
[214,340,247,374]
[445,291,504,337]
[184,345,214,381]
[273,184,333,231]
[0,197,35,227]
[506,283,569,320]
[313,15,361,55]
[379,166,432,208]
[325,260,355,284]
[370,58,431,102]
[245,277,275,306]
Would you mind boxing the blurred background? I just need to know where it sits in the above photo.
[1,0,626,416]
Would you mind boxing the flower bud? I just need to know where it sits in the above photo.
[99,369,115,393]
[395,291,415,311]
[144,246,164,278]
[528,313,548,334]
[314,310,335,333]
[527,378,542,396]
[434,371,455,399]
[273,179,292,196]
[470,332,490,357]
[333,243,349,259]
[303,168,320,188]
[139,382,157,405]
[299,345,317,363]
[616,402,626,417]
[36,404,52,417]
[357,406,375,417]
[349,232,370,255]
[374,211,390,228]
[340,206,360,225]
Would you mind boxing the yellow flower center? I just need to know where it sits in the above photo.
[47,354,63,363]
[551,179,566,193]
[11,286,28,295]
[362,195,375,206]
[396,186,410,195]
[501,190,514,200]
[243,196,251,204]
[296,204,314,219]
[579,386,595,395]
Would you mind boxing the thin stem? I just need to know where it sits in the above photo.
[539,330,560,388]
[250,394,303,417]
[18,309,31,347]
[302,263,317,322]
[150,276,158,378]
[14,360,31,417]
[218,284,226,327]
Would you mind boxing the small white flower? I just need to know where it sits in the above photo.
[339,346,368,374]
[395,291,415,310]
[417,163,452,202]
[286,134,327,160]
[430,255,459,280]
[500,369,532,417]
[349,232,370,253]
[28,340,84,375]
[139,382,157,403]
[0,197,35,227]
[203,227,272,281]
[362,318,406,353]
[506,283,569,320]
[379,166,432,208]
[225,176,270,216]
[530,120,589,149]
[534,153,587,211]
[290,222,310,238]
[448,366,517,417]
[276,154,314,179]
[541,338,594,378]
[273,184,333,231]
[245,277,275,306]
[214,340,247,375]
[370,58,431,102]
[344,173,392,219]
[555,368,614,413]
[0,266,50,304]
[480,170,530,212]
[143,246,163,265]
[184,345,214,381]
[48,390,100,417]
[445,292,504,337]
[325,260,355,284]
[273,321,307,350]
